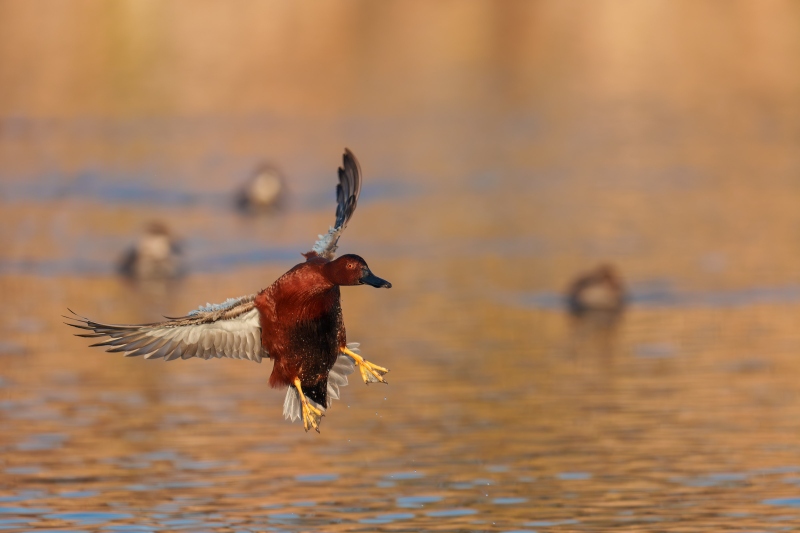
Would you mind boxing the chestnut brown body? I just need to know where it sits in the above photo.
[256,256,346,408]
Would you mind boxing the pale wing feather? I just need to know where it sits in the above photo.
[66,295,268,363]
[310,148,362,260]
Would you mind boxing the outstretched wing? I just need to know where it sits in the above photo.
[65,294,267,362]
[309,148,362,260]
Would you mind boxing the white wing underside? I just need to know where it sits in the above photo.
[67,295,267,362]
[282,343,359,422]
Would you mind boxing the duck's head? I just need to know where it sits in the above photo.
[325,254,391,288]
[593,263,623,288]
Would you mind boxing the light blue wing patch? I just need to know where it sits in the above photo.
[188,296,250,316]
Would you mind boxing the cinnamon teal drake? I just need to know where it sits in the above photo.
[68,149,391,432]
[566,263,626,316]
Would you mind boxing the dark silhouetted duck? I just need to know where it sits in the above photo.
[566,264,626,316]
[118,221,183,280]
[68,149,391,432]
[236,163,284,213]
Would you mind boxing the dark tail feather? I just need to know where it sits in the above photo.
[334,148,361,230]
[308,149,363,259]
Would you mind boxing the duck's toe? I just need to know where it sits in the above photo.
[358,360,389,384]
[342,346,389,385]
[301,401,325,433]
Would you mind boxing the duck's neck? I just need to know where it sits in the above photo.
[284,284,341,320]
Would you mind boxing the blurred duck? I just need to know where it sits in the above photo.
[567,264,626,316]
[119,221,183,280]
[237,163,284,213]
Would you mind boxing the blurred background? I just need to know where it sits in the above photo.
[2,1,800,531]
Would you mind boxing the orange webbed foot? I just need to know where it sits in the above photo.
[342,344,389,385]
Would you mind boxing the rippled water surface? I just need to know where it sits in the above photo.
[3,2,800,531]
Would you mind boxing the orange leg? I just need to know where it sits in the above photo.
[293,377,325,432]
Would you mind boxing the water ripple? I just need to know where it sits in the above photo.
[425,508,478,518]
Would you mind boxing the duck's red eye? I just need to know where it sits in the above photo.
[347,262,356,269]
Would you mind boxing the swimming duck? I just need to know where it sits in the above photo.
[566,264,626,316]
[236,163,284,212]
[69,149,391,432]
[118,221,183,280]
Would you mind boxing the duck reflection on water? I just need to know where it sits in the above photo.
[68,149,391,433]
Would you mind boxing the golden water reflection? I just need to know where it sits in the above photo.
[3,1,800,531]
